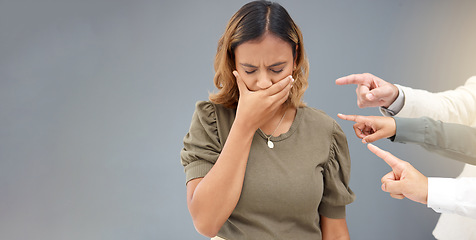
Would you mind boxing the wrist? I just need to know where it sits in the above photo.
[383,84,399,108]
[232,116,259,135]
[420,176,428,205]
[381,85,405,116]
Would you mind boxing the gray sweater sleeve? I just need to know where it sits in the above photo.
[393,117,476,165]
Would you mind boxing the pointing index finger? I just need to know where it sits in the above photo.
[338,114,370,124]
[337,113,358,122]
[367,143,402,170]
[336,74,370,86]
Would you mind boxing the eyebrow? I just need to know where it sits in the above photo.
[240,62,286,68]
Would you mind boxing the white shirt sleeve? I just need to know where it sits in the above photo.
[395,76,476,125]
[427,177,476,219]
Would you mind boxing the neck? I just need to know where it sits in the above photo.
[259,105,294,136]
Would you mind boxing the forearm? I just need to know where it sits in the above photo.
[393,117,476,165]
[396,77,476,124]
[188,119,255,236]
[428,177,476,219]
[321,216,350,240]
[322,233,350,240]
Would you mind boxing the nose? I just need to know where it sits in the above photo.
[256,72,273,89]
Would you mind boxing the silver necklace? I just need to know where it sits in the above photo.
[259,109,287,149]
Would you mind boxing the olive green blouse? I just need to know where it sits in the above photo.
[181,101,355,240]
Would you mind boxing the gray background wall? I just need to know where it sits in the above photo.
[1,0,476,239]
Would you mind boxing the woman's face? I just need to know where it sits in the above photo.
[234,33,295,91]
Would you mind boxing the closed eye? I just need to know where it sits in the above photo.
[271,69,283,73]
[245,69,257,74]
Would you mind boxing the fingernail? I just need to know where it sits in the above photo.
[362,139,367,144]
[232,71,238,77]
[366,92,374,100]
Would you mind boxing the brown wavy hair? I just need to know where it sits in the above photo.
[209,0,309,109]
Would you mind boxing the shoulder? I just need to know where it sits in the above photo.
[190,101,217,129]
[195,100,215,115]
[466,75,476,83]
[300,106,347,139]
[463,76,476,89]
[193,101,236,137]
[194,101,234,119]
[300,106,338,128]
[195,101,234,113]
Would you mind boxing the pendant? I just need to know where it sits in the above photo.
[267,140,274,149]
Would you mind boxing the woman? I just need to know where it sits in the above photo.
[181,1,355,239]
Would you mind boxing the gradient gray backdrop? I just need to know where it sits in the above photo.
[1,0,476,239]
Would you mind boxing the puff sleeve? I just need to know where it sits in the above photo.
[181,101,222,184]
[318,121,356,218]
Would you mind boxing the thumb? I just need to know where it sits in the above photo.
[362,130,389,143]
[367,85,391,101]
[382,179,405,196]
